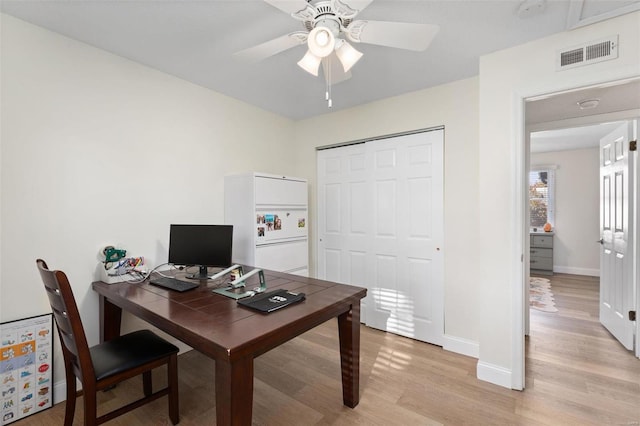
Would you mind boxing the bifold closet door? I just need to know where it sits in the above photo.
[317,129,444,346]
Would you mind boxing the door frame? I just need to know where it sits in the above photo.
[524,116,638,335]
[514,76,640,389]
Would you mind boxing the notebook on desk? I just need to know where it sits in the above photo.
[237,289,305,313]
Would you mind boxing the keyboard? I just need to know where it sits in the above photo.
[149,277,199,292]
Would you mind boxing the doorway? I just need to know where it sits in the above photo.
[522,79,640,388]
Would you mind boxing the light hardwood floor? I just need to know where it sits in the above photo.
[19,274,640,425]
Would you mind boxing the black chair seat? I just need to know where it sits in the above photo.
[91,330,179,381]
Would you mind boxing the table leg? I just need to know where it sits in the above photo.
[338,300,361,408]
[98,295,122,343]
[215,356,254,426]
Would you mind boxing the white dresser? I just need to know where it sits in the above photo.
[530,232,554,275]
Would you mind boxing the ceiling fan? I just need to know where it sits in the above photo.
[234,0,440,86]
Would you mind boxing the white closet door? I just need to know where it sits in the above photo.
[317,129,444,345]
[317,143,371,316]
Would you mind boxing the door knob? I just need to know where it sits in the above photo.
[597,239,604,245]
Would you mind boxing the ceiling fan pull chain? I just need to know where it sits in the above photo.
[326,55,332,108]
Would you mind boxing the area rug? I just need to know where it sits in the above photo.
[530,277,558,313]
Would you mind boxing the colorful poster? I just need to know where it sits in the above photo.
[1,314,53,425]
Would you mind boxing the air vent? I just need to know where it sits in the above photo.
[556,35,618,71]
[586,40,612,60]
[560,48,583,67]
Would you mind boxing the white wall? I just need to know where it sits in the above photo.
[531,148,600,276]
[477,11,640,387]
[0,14,295,399]
[293,77,481,357]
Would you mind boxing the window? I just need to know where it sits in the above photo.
[529,167,555,229]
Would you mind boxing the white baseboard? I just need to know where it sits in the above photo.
[553,266,600,277]
[53,379,68,404]
[443,335,479,358]
[476,360,512,389]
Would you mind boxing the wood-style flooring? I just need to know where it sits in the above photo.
[18,274,640,425]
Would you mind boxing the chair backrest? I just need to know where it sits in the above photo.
[36,259,95,382]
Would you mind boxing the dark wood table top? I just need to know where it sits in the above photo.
[92,268,366,361]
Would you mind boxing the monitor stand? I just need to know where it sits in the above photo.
[186,265,209,280]
[212,269,266,300]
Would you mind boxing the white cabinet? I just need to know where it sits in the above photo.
[254,177,307,205]
[225,173,308,276]
[255,240,308,275]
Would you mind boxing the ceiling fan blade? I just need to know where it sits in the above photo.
[331,0,374,19]
[347,20,440,51]
[339,0,375,13]
[234,32,307,63]
[264,0,311,15]
[321,53,352,85]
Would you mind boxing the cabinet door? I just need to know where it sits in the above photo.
[531,257,553,271]
[256,209,307,243]
[530,247,552,258]
[255,240,308,273]
[255,177,307,206]
[532,235,553,248]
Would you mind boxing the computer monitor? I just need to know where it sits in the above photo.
[168,224,233,279]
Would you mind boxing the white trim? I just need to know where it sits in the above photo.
[315,125,445,151]
[477,361,512,389]
[511,90,526,391]
[515,73,640,393]
[553,266,600,276]
[528,109,640,134]
[530,164,558,171]
[526,78,640,103]
[53,377,84,404]
[525,128,532,338]
[53,379,68,404]
[443,335,479,359]
[633,119,640,359]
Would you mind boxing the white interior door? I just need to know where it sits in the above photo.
[317,129,444,345]
[599,121,636,350]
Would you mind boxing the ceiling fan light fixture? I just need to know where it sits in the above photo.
[297,50,322,76]
[335,39,363,72]
[308,26,336,58]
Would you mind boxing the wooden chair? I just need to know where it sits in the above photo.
[36,259,179,425]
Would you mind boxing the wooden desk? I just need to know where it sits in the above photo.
[92,269,366,425]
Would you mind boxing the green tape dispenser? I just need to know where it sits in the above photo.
[103,246,127,263]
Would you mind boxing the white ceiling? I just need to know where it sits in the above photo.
[527,79,640,153]
[530,122,626,153]
[526,80,640,126]
[2,0,638,120]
